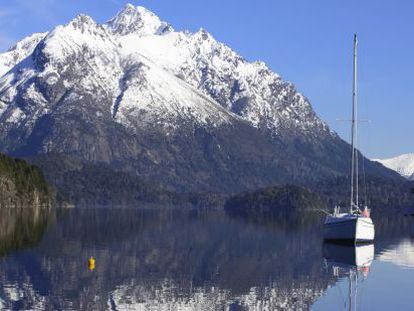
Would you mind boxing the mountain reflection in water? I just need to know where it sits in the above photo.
[0,208,413,310]
[0,207,53,257]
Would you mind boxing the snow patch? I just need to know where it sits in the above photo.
[22,83,47,104]
[6,107,25,123]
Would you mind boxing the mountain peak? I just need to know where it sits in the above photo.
[123,3,135,10]
[71,14,96,28]
[374,153,414,180]
[106,4,173,36]
[195,28,213,41]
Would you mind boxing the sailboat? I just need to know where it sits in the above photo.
[323,34,375,244]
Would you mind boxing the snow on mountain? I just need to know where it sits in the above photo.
[0,8,234,136]
[373,153,414,180]
[106,4,173,36]
[117,25,328,135]
[0,3,328,137]
[0,32,46,76]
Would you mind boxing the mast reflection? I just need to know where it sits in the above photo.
[323,243,374,310]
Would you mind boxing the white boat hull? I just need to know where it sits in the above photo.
[323,214,375,243]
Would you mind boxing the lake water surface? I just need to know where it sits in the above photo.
[0,207,413,310]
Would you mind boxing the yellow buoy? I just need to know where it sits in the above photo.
[88,256,95,271]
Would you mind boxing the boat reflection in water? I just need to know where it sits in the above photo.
[323,243,374,310]
[323,243,374,270]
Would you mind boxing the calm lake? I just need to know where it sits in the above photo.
[0,207,413,310]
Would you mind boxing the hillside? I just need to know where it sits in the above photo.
[31,154,225,208]
[224,185,326,216]
[0,153,53,207]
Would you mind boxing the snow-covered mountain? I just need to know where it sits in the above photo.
[374,153,414,180]
[0,12,233,133]
[0,4,326,136]
[0,4,400,193]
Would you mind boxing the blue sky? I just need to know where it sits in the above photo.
[0,0,412,158]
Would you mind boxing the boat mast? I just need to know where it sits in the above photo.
[350,34,358,212]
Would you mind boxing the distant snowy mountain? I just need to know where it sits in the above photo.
[0,4,401,194]
[373,153,414,180]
